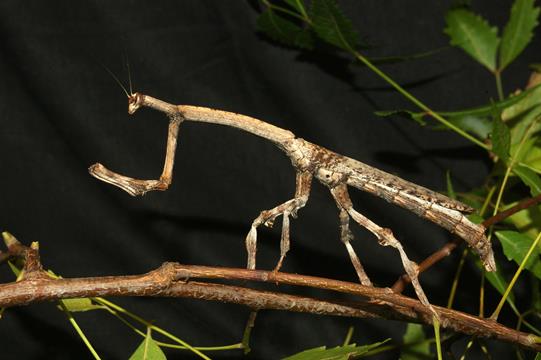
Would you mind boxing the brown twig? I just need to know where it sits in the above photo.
[482,193,541,228]
[0,235,540,351]
[2,264,541,350]
[391,193,541,293]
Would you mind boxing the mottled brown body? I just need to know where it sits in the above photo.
[90,93,495,316]
[282,138,494,272]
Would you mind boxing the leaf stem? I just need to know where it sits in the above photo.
[447,248,469,309]
[143,326,152,358]
[58,301,102,360]
[343,326,354,346]
[480,185,497,216]
[516,309,536,333]
[155,342,243,351]
[459,337,475,360]
[94,298,210,360]
[479,271,485,317]
[151,327,210,359]
[491,231,541,320]
[433,316,443,360]
[361,335,449,357]
[507,298,541,335]
[492,165,514,216]
[261,0,309,23]
[241,311,258,354]
[495,70,504,101]
[353,51,489,149]
[99,300,242,351]
[533,336,541,344]
[492,115,537,217]
[293,0,311,24]
[478,339,491,359]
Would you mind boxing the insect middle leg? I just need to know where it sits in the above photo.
[336,206,372,286]
[330,184,436,314]
[245,171,312,271]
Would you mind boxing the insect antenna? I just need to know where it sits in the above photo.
[99,61,130,98]
[121,41,134,95]
[126,56,133,95]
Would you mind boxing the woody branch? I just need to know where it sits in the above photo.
[0,235,540,352]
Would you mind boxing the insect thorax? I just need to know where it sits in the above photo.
[282,138,347,187]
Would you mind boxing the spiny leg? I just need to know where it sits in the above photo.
[245,171,312,271]
[330,184,437,316]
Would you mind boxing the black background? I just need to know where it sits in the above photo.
[0,1,539,359]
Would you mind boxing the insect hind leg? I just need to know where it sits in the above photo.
[330,184,438,317]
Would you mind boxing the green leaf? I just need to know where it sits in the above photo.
[257,9,314,50]
[283,0,308,17]
[283,339,390,360]
[507,106,541,173]
[7,261,21,277]
[374,110,426,125]
[502,84,541,122]
[507,201,541,240]
[401,324,431,360]
[433,115,492,139]
[129,335,167,360]
[512,135,538,161]
[443,83,540,118]
[535,352,541,360]
[59,298,104,312]
[499,0,540,70]
[496,230,541,280]
[520,144,541,174]
[444,8,500,71]
[509,110,541,154]
[491,108,511,161]
[514,165,541,195]
[310,0,359,51]
[512,132,541,175]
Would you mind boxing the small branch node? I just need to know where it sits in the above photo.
[2,231,20,248]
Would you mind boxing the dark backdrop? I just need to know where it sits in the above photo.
[0,1,538,359]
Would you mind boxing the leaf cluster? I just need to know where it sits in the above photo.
[257,0,359,51]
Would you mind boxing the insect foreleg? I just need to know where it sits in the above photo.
[89,108,184,196]
[157,113,183,189]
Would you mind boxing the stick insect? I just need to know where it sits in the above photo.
[89,90,496,315]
